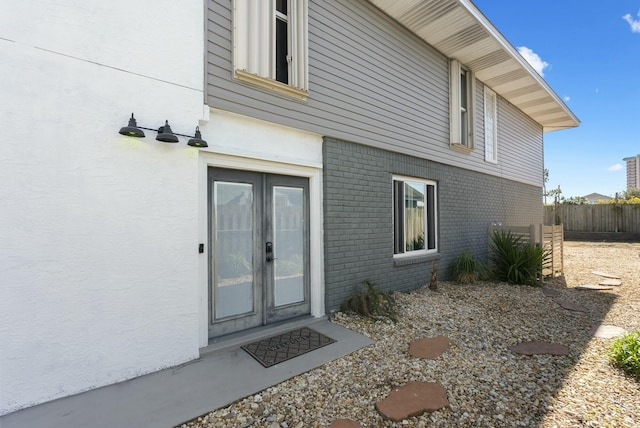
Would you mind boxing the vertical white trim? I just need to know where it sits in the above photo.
[449,59,474,149]
[484,86,498,163]
[449,59,461,147]
[468,69,476,148]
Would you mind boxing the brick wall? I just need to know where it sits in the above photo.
[323,137,543,312]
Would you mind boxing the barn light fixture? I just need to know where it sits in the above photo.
[118,113,208,147]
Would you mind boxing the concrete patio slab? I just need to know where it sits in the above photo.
[1,317,373,428]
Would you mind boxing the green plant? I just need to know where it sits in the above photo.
[609,331,640,379]
[448,250,486,284]
[340,280,398,322]
[489,231,548,286]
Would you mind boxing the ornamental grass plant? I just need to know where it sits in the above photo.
[448,250,487,284]
[340,280,398,323]
[489,230,549,286]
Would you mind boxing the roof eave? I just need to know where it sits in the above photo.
[369,0,580,132]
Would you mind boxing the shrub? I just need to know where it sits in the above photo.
[448,250,486,284]
[489,230,548,286]
[609,331,640,379]
[340,280,398,322]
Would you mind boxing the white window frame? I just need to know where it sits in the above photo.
[233,0,309,100]
[449,59,475,151]
[484,86,498,163]
[392,176,438,257]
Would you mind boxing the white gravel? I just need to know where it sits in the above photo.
[180,241,640,427]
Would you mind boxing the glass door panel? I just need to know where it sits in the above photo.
[273,186,304,307]
[214,181,254,319]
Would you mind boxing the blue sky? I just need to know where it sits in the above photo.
[472,0,640,199]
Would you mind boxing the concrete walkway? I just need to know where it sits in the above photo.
[1,317,373,428]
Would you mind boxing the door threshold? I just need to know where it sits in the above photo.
[201,315,325,357]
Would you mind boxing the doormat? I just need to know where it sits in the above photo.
[241,327,336,368]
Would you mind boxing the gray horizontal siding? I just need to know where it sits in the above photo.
[206,0,544,186]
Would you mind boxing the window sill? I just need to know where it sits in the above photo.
[235,70,308,101]
[393,253,441,267]
[451,143,473,154]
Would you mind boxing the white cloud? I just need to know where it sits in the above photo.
[564,96,570,102]
[608,164,623,172]
[517,46,549,77]
[623,11,640,33]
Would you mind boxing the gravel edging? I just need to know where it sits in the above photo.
[180,242,640,427]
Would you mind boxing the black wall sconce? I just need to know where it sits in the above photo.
[119,113,208,147]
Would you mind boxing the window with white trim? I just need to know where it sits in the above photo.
[393,177,437,255]
[233,0,309,99]
[484,87,498,163]
[449,59,475,149]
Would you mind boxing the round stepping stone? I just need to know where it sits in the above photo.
[408,335,454,360]
[576,284,613,291]
[599,278,622,286]
[509,341,569,356]
[376,382,449,422]
[329,419,362,428]
[554,298,589,312]
[542,288,561,297]
[592,271,621,279]
[591,325,627,339]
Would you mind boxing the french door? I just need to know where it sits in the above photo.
[208,168,310,338]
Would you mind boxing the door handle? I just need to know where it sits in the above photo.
[266,242,276,262]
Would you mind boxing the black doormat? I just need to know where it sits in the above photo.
[241,327,336,368]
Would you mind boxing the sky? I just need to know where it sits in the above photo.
[472,0,640,199]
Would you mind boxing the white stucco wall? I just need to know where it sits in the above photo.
[0,0,205,415]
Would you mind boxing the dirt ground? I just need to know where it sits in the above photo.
[539,240,640,427]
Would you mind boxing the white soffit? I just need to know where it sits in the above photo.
[370,0,580,132]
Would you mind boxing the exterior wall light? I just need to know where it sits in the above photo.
[118,113,208,147]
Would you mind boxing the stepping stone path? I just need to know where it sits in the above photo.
[554,298,589,312]
[591,325,628,339]
[408,335,454,360]
[542,288,561,297]
[576,284,614,291]
[328,419,361,428]
[509,341,569,356]
[376,382,449,421]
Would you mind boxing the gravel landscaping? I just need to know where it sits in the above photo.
[181,241,640,427]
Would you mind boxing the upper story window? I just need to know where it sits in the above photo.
[484,87,498,163]
[233,0,309,100]
[393,176,438,256]
[449,59,475,151]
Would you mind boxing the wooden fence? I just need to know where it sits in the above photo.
[544,205,640,233]
[488,224,564,279]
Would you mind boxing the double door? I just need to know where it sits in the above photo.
[208,168,310,337]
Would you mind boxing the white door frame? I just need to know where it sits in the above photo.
[197,153,324,347]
